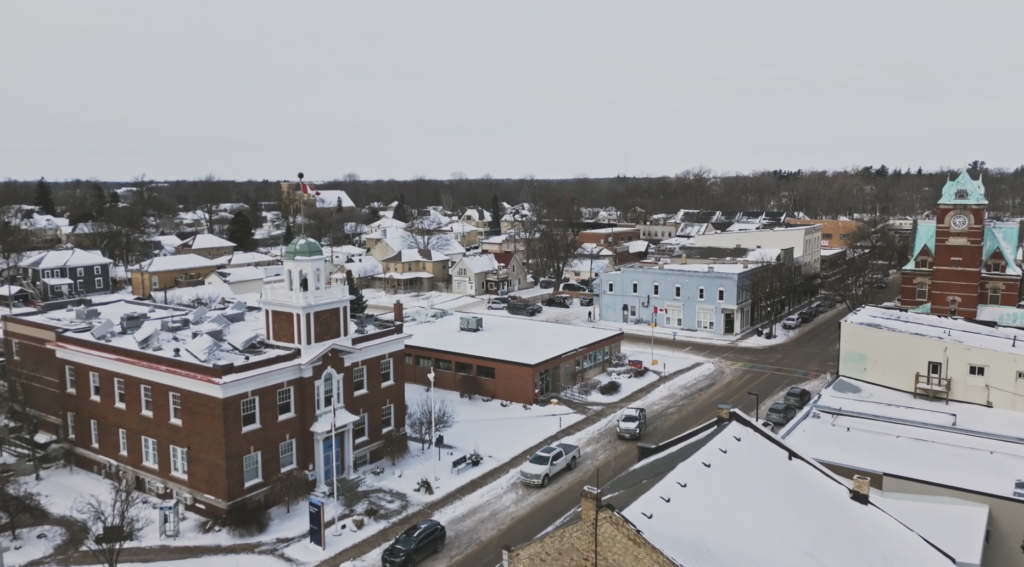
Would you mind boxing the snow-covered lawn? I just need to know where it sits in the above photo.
[363,289,482,313]
[0,525,65,565]
[338,362,717,567]
[570,349,705,404]
[363,384,583,506]
[121,555,289,567]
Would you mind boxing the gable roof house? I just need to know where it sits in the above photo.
[503,409,960,567]
[21,213,70,250]
[330,256,383,289]
[18,248,114,302]
[203,267,266,296]
[175,234,237,259]
[450,252,528,296]
[376,249,451,294]
[129,254,221,299]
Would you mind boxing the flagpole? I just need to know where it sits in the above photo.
[297,172,305,238]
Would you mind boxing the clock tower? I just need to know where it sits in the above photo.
[262,237,352,352]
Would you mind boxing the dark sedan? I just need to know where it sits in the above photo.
[382,519,447,566]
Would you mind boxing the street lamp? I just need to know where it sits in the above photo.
[747,392,760,422]
[427,367,436,450]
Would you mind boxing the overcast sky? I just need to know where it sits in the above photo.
[2,1,1022,182]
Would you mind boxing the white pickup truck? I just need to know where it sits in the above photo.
[519,443,580,487]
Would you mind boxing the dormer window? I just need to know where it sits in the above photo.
[986,261,1007,273]
[954,189,970,200]
[915,257,932,269]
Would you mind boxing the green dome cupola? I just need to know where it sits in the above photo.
[284,237,324,260]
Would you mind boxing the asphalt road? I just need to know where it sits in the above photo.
[436,306,847,567]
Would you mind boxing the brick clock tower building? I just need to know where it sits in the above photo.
[901,171,1022,318]
[3,237,407,517]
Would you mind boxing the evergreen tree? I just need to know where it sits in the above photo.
[283,222,294,246]
[489,194,502,233]
[108,189,121,207]
[34,177,56,216]
[346,270,367,314]
[89,182,107,219]
[916,167,924,175]
[392,193,408,223]
[227,211,256,251]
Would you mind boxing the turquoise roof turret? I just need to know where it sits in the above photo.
[284,237,324,260]
[937,171,987,206]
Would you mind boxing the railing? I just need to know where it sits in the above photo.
[263,283,349,305]
[485,270,510,280]
[174,278,205,288]
[913,372,951,404]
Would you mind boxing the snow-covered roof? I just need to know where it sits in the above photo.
[179,234,236,250]
[20,248,113,269]
[461,208,492,222]
[382,249,449,263]
[783,376,1024,500]
[843,305,1024,356]
[622,417,955,567]
[23,213,69,229]
[374,271,434,280]
[208,267,264,283]
[131,254,220,273]
[869,490,988,567]
[404,313,620,365]
[656,262,755,274]
[975,304,1024,327]
[438,221,480,234]
[312,190,355,209]
[42,277,74,285]
[456,254,500,274]
[369,217,408,230]
[580,227,639,234]
[626,240,649,254]
[565,259,609,273]
[332,257,383,279]
[212,252,278,267]
[0,285,27,296]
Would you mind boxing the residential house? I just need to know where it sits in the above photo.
[175,234,237,259]
[212,252,280,269]
[401,311,622,403]
[577,227,641,248]
[450,252,527,296]
[480,232,526,255]
[204,267,265,296]
[330,256,383,290]
[436,221,481,247]
[636,224,677,242]
[3,237,407,517]
[22,213,69,250]
[900,171,1022,318]
[564,258,610,282]
[504,409,962,567]
[459,207,494,235]
[129,255,220,298]
[18,249,114,302]
[500,204,533,234]
[783,376,1024,566]
[375,249,451,294]
[596,262,767,335]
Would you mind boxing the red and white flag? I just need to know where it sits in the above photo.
[653,306,667,315]
[300,182,321,196]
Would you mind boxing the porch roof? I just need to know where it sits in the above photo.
[310,408,360,434]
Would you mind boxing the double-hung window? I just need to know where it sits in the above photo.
[67,412,76,439]
[353,367,367,393]
[382,404,394,432]
[142,437,158,468]
[279,439,296,471]
[354,413,368,441]
[114,378,125,408]
[241,397,260,431]
[89,372,100,400]
[277,387,294,419]
[90,419,99,447]
[169,392,182,424]
[141,385,153,415]
[170,445,188,478]
[65,366,76,392]
[381,359,394,385]
[243,452,262,486]
[118,429,127,455]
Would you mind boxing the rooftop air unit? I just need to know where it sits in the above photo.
[459,315,483,333]
[75,307,100,320]
[119,312,148,334]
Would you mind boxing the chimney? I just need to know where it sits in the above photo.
[851,475,871,505]
[742,259,749,269]
[716,403,732,425]
[394,300,404,323]
[580,485,601,519]
[680,254,687,264]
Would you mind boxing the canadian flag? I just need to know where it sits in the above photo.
[653,306,667,315]
[300,182,321,196]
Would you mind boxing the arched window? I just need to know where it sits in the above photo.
[316,369,340,412]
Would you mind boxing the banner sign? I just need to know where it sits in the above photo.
[309,498,325,549]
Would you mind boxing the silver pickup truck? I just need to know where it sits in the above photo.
[519,443,580,487]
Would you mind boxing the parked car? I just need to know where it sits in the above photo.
[542,295,573,308]
[765,402,797,426]
[811,301,828,315]
[507,302,542,317]
[382,519,447,567]
[579,295,594,307]
[873,277,888,289]
[520,443,580,487]
[797,310,815,324]
[486,297,511,310]
[560,282,589,293]
[538,279,555,289]
[782,315,802,329]
[784,387,811,408]
[616,407,647,440]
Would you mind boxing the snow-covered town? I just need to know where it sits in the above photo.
[3,4,1022,566]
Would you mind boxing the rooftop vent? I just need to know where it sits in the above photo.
[76,307,100,321]
[133,322,161,350]
[460,315,483,333]
[161,318,190,333]
[707,266,715,272]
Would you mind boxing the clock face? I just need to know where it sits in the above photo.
[950,214,969,230]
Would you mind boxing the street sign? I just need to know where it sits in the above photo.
[309,498,325,550]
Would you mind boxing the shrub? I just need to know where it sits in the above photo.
[598,380,621,396]
[225,501,270,537]
[577,378,601,396]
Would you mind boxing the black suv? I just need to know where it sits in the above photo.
[542,295,572,308]
[783,387,811,408]
[382,519,447,566]
[766,402,797,426]
[507,302,542,317]
[579,295,594,307]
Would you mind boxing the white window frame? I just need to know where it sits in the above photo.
[674,285,681,298]
[353,366,367,394]
[90,419,99,448]
[717,288,725,302]
[169,392,182,424]
[1017,371,1024,381]
[382,404,394,433]
[666,302,683,328]
[67,412,75,439]
[95,277,104,289]
[118,428,127,455]
[170,445,188,479]
[698,287,705,301]
[65,365,76,392]
[277,386,295,420]
[90,371,100,401]
[141,384,153,416]
[697,307,715,331]
[94,265,101,275]
[114,378,125,408]
[381,358,394,385]
[969,365,986,377]
[455,281,463,291]
[142,436,158,469]
[43,270,51,279]
[631,281,638,294]
[607,281,614,294]
[279,439,296,472]
[243,451,262,487]
[652,283,660,297]
[76,279,84,291]
[151,275,160,290]
[354,413,368,443]
[11,340,19,360]
[77,267,84,277]
[241,396,260,432]
[916,282,928,300]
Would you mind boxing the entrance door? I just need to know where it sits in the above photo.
[538,370,550,396]
[724,312,735,334]
[322,437,344,482]
[927,361,942,378]
[622,305,629,323]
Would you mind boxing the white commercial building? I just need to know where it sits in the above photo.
[694,224,821,273]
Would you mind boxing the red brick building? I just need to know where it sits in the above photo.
[401,313,623,403]
[900,172,1022,318]
[2,238,407,516]
[578,227,641,248]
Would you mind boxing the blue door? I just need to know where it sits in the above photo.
[322,437,343,481]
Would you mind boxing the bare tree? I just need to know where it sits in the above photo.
[76,479,151,567]
[0,477,45,539]
[99,204,151,270]
[402,216,453,252]
[269,468,309,514]
[0,204,31,302]
[744,256,801,336]
[405,392,457,450]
